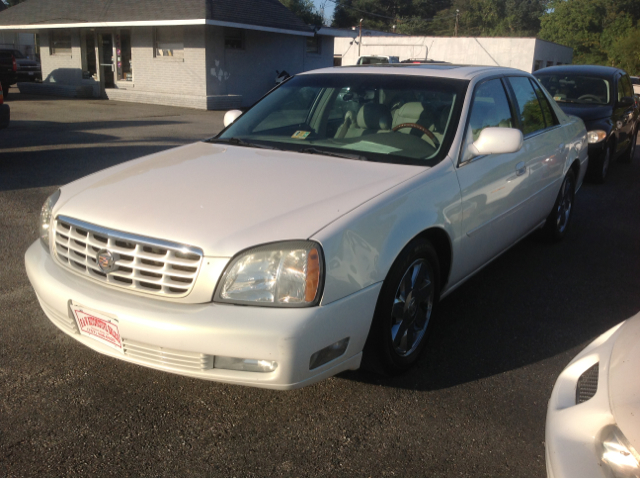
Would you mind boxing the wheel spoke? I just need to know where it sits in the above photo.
[414,279,432,305]
[391,300,405,322]
[392,318,410,348]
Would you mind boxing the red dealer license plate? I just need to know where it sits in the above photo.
[71,304,123,353]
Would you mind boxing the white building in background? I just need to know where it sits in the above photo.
[334,36,573,73]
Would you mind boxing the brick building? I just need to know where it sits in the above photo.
[0,0,334,109]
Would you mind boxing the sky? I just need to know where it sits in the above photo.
[312,0,337,25]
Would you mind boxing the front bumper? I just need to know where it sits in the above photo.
[545,322,624,477]
[0,103,9,129]
[25,241,380,390]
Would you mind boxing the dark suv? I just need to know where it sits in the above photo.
[534,65,639,183]
[0,49,41,83]
[0,50,17,98]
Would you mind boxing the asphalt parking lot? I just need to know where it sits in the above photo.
[1,92,639,477]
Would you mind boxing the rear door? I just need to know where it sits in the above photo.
[505,75,566,221]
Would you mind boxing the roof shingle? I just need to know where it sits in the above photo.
[0,0,312,33]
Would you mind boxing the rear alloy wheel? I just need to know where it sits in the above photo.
[363,238,440,375]
[543,169,576,242]
[620,129,637,164]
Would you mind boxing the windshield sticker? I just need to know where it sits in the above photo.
[341,141,402,154]
[291,131,311,139]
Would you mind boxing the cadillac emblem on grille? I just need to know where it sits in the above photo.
[96,249,118,273]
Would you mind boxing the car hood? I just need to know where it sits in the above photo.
[56,141,426,257]
[609,311,640,449]
[557,103,612,123]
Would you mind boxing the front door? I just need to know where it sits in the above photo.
[99,34,115,90]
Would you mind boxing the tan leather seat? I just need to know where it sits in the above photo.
[335,103,392,139]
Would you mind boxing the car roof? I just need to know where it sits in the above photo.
[533,64,626,78]
[302,64,531,80]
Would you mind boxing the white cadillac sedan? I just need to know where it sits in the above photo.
[546,312,640,477]
[25,65,588,390]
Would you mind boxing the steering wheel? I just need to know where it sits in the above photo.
[578,94,601,102]
[392,123,440,148]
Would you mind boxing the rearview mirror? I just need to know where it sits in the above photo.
[469,127,524,157]
[223,109,243,128]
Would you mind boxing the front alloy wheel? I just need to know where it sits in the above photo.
[363,238,440,375]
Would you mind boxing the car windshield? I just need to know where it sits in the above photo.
[536,74,611,105]
[217,73,469,166]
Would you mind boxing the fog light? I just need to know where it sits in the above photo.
[214,356,278,373]
[309,338,349,370]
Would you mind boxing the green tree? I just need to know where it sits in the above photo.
[609,29,640,74]
[539,0,608,64]
[280,0,324,26]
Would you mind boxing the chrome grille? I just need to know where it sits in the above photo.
[576,363,599,404]
[53,216,203,298]
[123,339,213,371]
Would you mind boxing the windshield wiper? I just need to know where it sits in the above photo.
[298,147,368,161]
[207,138,281,150]
[555,99,579,104]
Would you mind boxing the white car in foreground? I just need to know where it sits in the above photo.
[546,312,640,477]
[26,65,588,390]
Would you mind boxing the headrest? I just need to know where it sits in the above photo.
[357,103,392,130]
[396,102,425,119]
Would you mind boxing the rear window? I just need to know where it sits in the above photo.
[536,74,611,105]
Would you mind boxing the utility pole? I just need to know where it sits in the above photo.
[454,9,459,37]
[358,18,363,56]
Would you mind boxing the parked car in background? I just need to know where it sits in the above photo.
[0,82,10,129]
[631,76,640,96]
[356,55,399,65]
[546,311,640,478]
[0,49,17,98]
[535,65,639,183]
[0,49,41,83]
[25,65,587,390]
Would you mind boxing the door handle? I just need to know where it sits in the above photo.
[515,161,526,176]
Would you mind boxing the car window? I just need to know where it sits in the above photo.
[508,76,546,136]
[530,79,558,127]
[617,77,626,102]
[461,78,514,162]
[536,74,610,105]
[622,75,634,98]
[219,73,469,167]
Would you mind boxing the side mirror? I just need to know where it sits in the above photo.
[617,96,634,108]
[223,109,243,128]
[469,127,523,157]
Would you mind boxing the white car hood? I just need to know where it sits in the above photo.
[57,142,425,256]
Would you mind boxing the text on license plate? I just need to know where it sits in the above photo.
[71,304,123,352]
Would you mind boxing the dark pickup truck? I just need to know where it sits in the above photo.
[0,50,18,98]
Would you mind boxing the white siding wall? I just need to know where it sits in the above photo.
[40,30,84,84]
[207,27,333,107]
[335,36,573,73]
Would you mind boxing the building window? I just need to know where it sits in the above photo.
[306,36,320,54]
[533,60,542,71]
[224,28,244,50]
[116,30,132,81]
[155,27,183,58]
[546,61,554,68]
[50,30,72,55]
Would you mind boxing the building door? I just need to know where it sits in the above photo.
[99,33,115,90]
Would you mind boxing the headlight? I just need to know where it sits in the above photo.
[39,189,61,248]
[588,130,607,144]
[214,241,323,307]
[600,425,640,478]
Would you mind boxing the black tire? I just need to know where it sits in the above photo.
[543,169,576,242]
[620,128,637,164]
[589,143,611,184]
[1,83,8,99]
[362,238,440,375]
